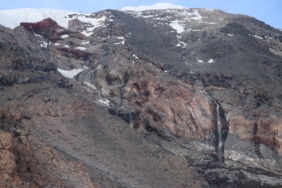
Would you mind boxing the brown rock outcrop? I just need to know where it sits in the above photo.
[21,18,64,41]
[0,131,19,188]
[84,52,225,144]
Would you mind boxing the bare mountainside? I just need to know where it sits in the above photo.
[0,5,282,187]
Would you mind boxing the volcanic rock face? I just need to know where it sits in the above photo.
[21,18,64,40]
[1,6,282,187]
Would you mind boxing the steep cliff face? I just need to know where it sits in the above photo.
[1,5,282,187]
[0,22,207,187]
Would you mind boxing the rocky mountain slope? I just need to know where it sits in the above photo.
[1,3,282,187]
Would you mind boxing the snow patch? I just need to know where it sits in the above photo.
[169,20,185,33]
[133,54,139,59]
[114,36,125,45]
[39,41,49,48]
[179,9,203,22]
[204,8,215,11]
[206,22,216,25]
[75,15,106,29]
[57,67,87,78]
[142,15,156,18]
[34,33,43,37]
[114,40,125,45]
[252,34,263,40]
[197,59,204,63]
[75,46,87,51]
[81,31,93,37]
[208,59,216,63]
[116,36,125,40]
[81,41,90,45]
[0,8,76,29]
[98,98,110,106]
[227,33,234,37]
[61,34,69,39]
[190,10,202,21]
[121,3,186,11]
[177,41,187,47]
[0,8,106,31]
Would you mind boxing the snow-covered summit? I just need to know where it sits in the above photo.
[121,3,186,11]
[0,8,76,29]
[0,4,188,29]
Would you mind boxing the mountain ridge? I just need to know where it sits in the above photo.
[0,4,280,31]
[0,5,282,187]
